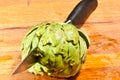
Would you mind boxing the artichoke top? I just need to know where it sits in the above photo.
[21,22,90,78]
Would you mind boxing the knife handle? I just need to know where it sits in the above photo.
[65,0,98,27]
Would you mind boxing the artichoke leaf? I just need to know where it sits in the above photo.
[68,42,80,66]
[79,36,87,63]
[78,30,90,48]
[62,24,79,45]
[35,23,48,37]
[31,35,39,51]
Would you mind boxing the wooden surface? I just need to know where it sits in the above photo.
[0,0,120,80]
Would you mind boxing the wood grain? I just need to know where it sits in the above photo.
[0,0,120,80]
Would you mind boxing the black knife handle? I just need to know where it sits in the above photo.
[65,0,98,27]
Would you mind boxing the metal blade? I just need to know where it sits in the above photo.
[12,50,37,75]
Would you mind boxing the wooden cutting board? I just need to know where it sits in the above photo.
[0,0,120,80]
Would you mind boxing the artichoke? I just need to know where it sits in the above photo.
[21,22,90,78]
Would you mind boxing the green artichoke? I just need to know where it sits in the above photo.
[21,22,90,78]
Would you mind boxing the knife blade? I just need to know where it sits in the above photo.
[12,0,98,75]
[12,48,38,75]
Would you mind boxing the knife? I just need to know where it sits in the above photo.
[12,0,98,75]
[12,48,38,75]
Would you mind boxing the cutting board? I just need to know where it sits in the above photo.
[0,0,120,80]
